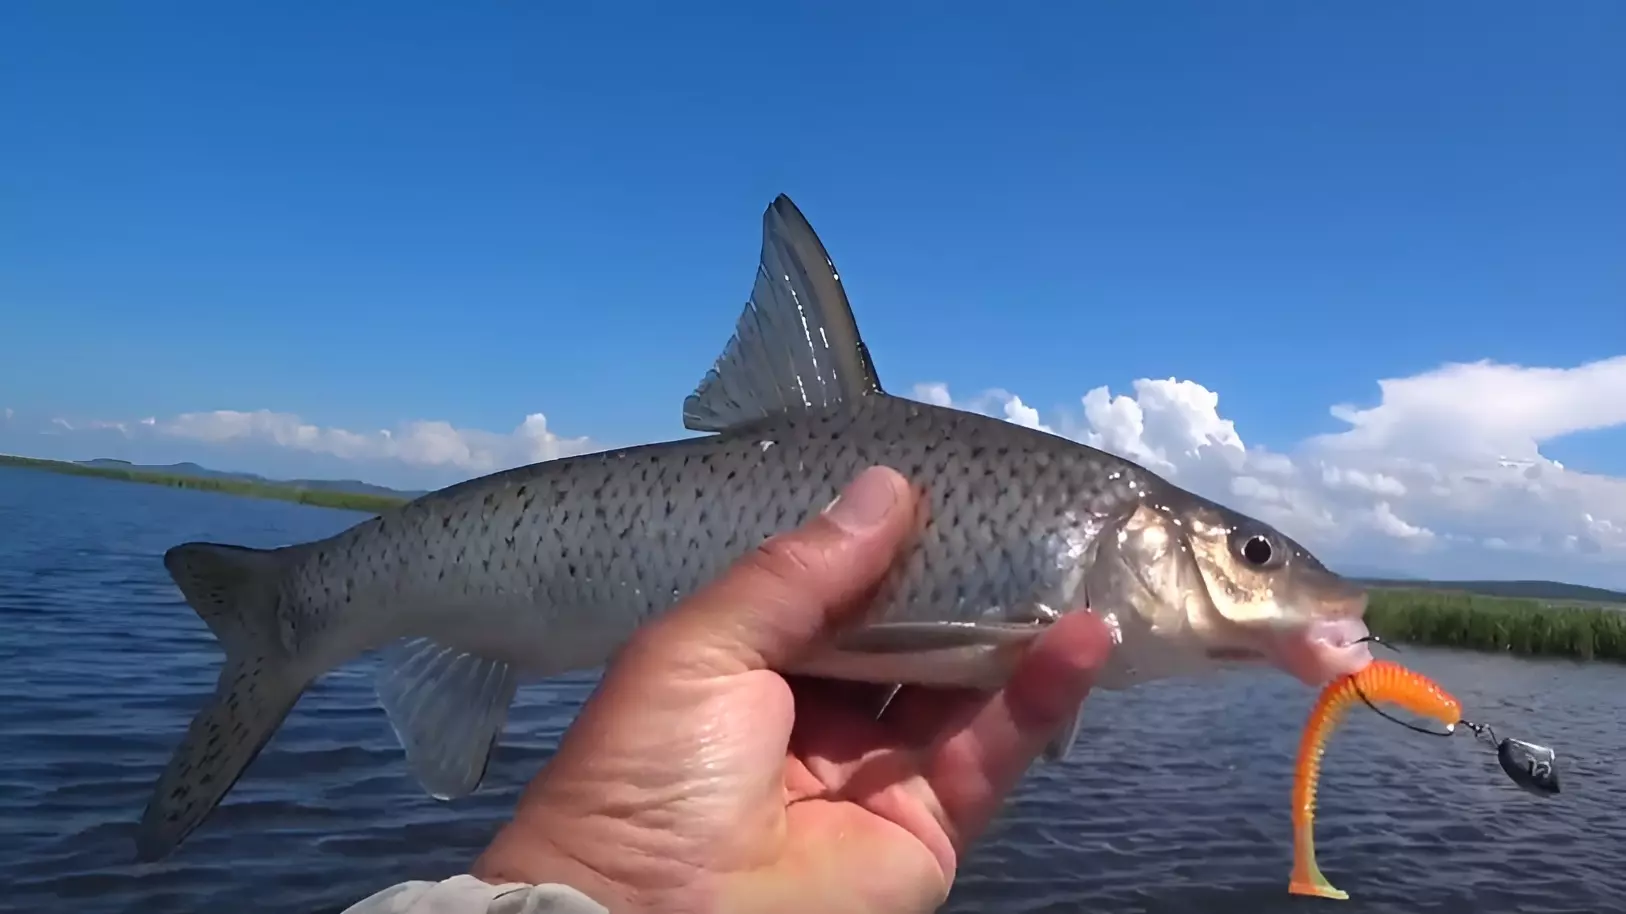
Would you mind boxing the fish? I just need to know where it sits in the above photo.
[1289,659,1463,900]
[135,193,1376,861]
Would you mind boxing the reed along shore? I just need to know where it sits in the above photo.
[1366,587,1626,662]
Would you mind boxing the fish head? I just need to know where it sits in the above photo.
[1091,493,1373,687]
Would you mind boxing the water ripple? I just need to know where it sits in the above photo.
[1,467,1622,913]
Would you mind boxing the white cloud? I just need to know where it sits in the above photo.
[13,353,1626,587]
[26,409,598,488]
[153,409,593,473]
[910,354,1626,585]
[1315,356,1626,461]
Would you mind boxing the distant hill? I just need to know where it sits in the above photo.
[74,458,429,499]
[1358,577,1626,605]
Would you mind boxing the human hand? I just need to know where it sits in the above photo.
[471,465,1115,914]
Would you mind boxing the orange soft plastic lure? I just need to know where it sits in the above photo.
[1289,658,1462,901]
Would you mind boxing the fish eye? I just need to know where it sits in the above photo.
[1239,534,1276,568]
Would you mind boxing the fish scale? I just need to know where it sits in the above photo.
[135,193,1372,862]
[290,397,1140,670]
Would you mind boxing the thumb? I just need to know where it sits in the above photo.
[626,464,922,678]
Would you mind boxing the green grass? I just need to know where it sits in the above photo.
[0,453,409,514]
[1358,576,1626,607]
[1366,587,1626,662]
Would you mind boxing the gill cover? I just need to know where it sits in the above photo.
[1085,502,1245,688]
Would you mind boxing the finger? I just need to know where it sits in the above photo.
[920,611,1114,851]
[787,679,895,773]
[622,465,922,678]
[787,676,900,720]
[875,684,990,747]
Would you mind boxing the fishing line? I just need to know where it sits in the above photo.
[1348,635,1458,736]
[1346,635,1561,795]
[1350,635,1485,738]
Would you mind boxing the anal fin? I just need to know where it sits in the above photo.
[374,638,519,800]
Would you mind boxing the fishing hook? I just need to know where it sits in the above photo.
[1346,635,1561,796]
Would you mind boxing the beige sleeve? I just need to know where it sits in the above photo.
[340,874,609,914]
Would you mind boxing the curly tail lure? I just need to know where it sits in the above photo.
[1289,650,1561,901]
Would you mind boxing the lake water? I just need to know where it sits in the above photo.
[2,465,1622,914]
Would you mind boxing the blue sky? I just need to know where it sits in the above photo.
[3,2,1624,586]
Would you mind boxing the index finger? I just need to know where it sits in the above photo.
[916,610,1114,854]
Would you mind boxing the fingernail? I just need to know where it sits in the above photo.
[823,466,898,533]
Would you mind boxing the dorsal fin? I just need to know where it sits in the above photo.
[682,194,885,432]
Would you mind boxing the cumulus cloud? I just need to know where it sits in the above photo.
[12,354,1626,586]
[26,409,598,490]
[152,409,593,473]
[909,354,1626,585]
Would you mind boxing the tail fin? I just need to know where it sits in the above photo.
[134,542,313,862]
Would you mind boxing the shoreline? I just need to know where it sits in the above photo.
[0,453,408,515]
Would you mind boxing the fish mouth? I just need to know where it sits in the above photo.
[1270,617,1375,686]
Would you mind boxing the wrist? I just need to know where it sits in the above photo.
[471,828,628,911]
[470,817,706,914]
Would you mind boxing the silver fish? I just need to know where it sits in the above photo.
[135,194,1375,861]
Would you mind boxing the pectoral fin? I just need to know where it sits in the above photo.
[835,620,1050,652]
[790,621,1048,689]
